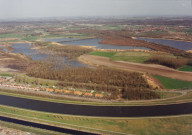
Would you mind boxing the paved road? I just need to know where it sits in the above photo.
[0,94,192,117]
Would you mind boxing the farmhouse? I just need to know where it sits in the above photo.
[84,92,92,97]
[64,90,71,94]
[74,91,82,95]
[46,88,54,92]
[95,94,103,98]
[55,89,63,93]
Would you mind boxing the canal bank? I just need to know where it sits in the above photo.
[0,94,192,117]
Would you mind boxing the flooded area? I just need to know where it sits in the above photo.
[43,38,151,50]
[11,43,89,68]
[137,37,192,51]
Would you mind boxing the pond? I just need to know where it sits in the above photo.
[137,37,192,51]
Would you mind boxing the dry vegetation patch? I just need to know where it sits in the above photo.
[26,65,159,100]
[0,52,31,72]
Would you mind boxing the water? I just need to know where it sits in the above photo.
[44,38,151,50]
[137,37,192,51]
[12,43,48,60]
[11,43,89,68]
[0,94,191,117]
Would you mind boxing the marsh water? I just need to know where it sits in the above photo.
[43,38,151,50]
[11,43,89,68]
[137,37,192,51]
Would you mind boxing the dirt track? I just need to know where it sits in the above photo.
[79,55,192,82]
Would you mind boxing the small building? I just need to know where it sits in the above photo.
[74,91,82,96]
[55,89,63,93]
[84,92,92,97]
[64,90,71,94]
[95,94,103,98]
[46,88,54,92]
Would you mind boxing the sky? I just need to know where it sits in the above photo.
[0,0,191,19]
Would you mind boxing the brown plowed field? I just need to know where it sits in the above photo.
[79,55,192,82]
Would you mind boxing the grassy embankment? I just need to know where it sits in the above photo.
[179,65,192,72]
[0,104,191,135]
[153,75,192,89]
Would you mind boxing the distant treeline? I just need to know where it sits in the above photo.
[26,65,160,100]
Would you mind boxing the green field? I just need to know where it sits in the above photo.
[111,51,152,63]
[89,51,175,63]
[0,34,23,38]
[179,65,192,72]
[153,75,192,89]
[89,51,116,58]
[0,104,191,135]
[0,74,13,77]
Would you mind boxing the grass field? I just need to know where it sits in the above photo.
[89,51,176,63]
[89,51,116,58]
[153,75,192,89]
[0,34,23,38]
[0,74,13,77]
[179,65,192,72]
[111,51,152,63]
[0,105,191,135]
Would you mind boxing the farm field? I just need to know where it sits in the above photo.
[152,75,192,89]
[89,51,177,63]
[179,65,192,72]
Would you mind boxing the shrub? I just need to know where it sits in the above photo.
[145,56,187,69]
